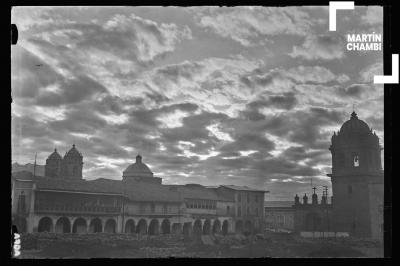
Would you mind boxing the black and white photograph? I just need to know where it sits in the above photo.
[11,5,389,258]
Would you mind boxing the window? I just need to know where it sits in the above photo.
[151,203,155,213]
[238,193,241,202]
[17,192,26,214]
[247,193,250,203]
[255,208,259,217]
[237,206,241,217]
[247,206,250,216]
[163,204,168,214]
[139,203,146,213]
[227,206,230,214]
[353,154,360,167]
[255,195,258,203]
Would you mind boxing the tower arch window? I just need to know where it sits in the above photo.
[353,153,360,167]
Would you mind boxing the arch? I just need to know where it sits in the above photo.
[222,220,229,235]
[235,220,243,233]
[193,219,202,235]
[125,219,135,234]
[136,219,147,234]
[305,213,322,231]
[13,216,27,233]
[104,219,116,233]
[148,219,159,235]
[161,219,171,234]
[203,219,211,235]
[244,220,253,234]
[89,218,102,233]
[38,217,53,233]
[183,222,192,236]
[55,217,71,233]
[72,218,87,234]
[172,223,182,234]
[212,219,221,234]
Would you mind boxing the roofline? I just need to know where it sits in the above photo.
[219,185,269,193]
[37,188,123,196]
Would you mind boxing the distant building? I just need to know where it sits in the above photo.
[264,201,294,231]
[12,146,266,236]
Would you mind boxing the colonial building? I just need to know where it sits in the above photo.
[12,147,266,236]
[264,111,383,240]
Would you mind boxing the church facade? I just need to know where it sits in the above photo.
[12,150,266,236]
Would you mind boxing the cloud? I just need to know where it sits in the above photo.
[361,6,383,26]
[289,34,345,60]
[191,6,313,47]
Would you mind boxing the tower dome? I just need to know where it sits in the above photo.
[123,154,154,179]
[48,148,62,161]
[339,111,371,135]
[45,148,62,178]
[64,144,83,159]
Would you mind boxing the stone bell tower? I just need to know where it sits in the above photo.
[328,111,383,240]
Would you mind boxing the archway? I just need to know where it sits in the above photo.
[244,220,253,234]
[55,217,71,233]
[125,219,135,234]
[89,218,102,233]
[13,216,27,233]
[136,219,147,234]
[172,223,182,234]
[222,220,229,235]
[203,219,211,235]
[193,219,202,235]
[183,222,192,236]
[104,219,116,233]
[305,213,322,231]
[38,217,53,233]
[161,219,171,234]
[212,219,221,234]
[72,218,87,234]
[148,219,159,235]
[235,220,243,233]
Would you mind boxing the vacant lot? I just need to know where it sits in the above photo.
[17,232,383,258]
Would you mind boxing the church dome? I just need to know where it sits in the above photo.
[123,155,153,178]
[64,144,83,159]
[339,111,371,135]
[48,148,62,160]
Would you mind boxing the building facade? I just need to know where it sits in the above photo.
[12,147,266,236]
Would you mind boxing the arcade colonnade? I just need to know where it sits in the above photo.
[31,215,255,235]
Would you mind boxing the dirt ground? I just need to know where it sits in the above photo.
[17,231,384,258]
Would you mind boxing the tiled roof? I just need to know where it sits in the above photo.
[33,177,182,202]
[264,201,294,208]
[220,185,267,192]
[165,185,234,202]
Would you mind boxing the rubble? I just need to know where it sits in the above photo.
[18,232,383,258]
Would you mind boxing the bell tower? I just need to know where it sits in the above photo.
[328,111,383,240]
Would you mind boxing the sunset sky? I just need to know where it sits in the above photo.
[11,6,383,200]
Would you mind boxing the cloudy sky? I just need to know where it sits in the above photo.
[11,6,383,200]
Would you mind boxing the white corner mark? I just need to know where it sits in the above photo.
[329,2,354,31]
[374,54,399,84]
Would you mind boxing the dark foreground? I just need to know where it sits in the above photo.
[17,232,383,258]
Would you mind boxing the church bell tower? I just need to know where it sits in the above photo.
[328,111,383,240]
